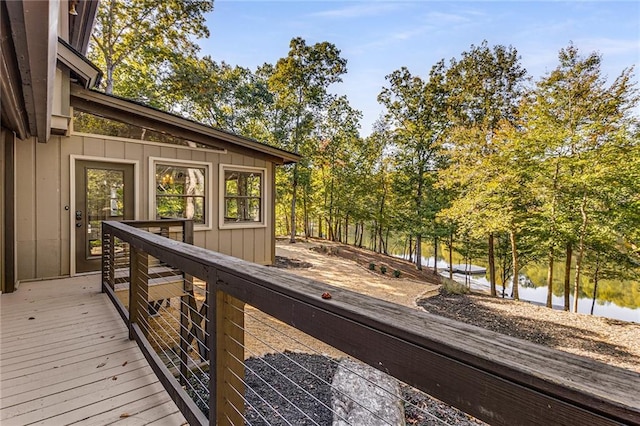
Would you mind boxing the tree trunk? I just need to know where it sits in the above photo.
[384,228,390,256]
[590,255,600,315]
[546,160,560,308]
[448,233,454,280]
[546,246,554,308]
[352,222,358,246]
[318,215,323,239]
[573,196,588,313]
[105,63,114,94]
[415,234,422,270]
[408,236,413,263]
[433,237,438,275]
[302,187,310,238]
[488,233,496,297]
[289,164,298,243]
[378,223,385,254]
[510,230,519,301]
[564,242,572,311]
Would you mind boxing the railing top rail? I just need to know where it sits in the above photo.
[121,219,192,227]
[102,220,640,426]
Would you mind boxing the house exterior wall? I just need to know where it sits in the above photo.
[14,132,276,281]
[1,128,6,291]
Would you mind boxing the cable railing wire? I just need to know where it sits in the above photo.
[225,349,310,426]
[136,310,210,411]
[237,296,457,426]
[104,223,476,426]
[231,308,401,426]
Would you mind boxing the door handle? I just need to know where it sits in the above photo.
[76,211,82,221]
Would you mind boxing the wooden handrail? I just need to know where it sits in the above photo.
[102,220,640,426]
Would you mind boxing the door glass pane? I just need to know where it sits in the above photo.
[86,168,125,258]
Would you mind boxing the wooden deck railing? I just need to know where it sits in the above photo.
[101,220,640,426]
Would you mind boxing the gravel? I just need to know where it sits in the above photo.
[186,351,484,425]
[417,291,640,372]
[244,352,338,425]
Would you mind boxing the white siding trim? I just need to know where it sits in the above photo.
[148,157,213,231]
[219,164,268,230]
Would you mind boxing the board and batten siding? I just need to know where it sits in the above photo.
[14,132,275,281]
[0,128,6,292]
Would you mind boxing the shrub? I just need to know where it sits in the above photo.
[380,265,387,274]
[368,263,376,271]
[393,269,401,278]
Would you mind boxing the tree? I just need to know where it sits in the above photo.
[378,63,449,270]
[268,37,347,243]
[314,96,362,241]
[89,0,213,103]
[523,43,639,311]
[170,57,272,138]
[441,41,527,296]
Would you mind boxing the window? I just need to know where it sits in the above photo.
[152,159,211,227]
[220,165,266,228]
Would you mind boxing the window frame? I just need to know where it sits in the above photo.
[149,157,213,230]
[219,164,268,229]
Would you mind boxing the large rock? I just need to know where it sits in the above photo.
[331,359,405,426]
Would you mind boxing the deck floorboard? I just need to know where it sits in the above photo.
[0,275,187,425]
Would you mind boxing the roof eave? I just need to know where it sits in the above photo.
[70,86,300,165]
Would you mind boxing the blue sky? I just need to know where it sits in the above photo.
[200,1,640,136]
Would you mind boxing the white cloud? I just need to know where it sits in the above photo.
[424,11,470,24]
[573,37,640,57]
[310,3,401,19]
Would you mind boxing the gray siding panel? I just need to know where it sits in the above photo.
[15,133,276,280]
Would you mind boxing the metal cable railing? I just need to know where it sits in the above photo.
[101,220,640,426]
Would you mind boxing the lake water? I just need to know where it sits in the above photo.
[336,229,639,323]
[408,255,639,324]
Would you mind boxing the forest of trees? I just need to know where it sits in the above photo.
[87,1,639,312]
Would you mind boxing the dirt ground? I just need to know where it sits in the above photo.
[150,237,638,373]
[243,239,441,359]
[273,238,441,307]
[267,238,639,373]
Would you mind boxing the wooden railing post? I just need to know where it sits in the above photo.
[129,247,149,340]
[215,290,246,426]
[183,220,194,245]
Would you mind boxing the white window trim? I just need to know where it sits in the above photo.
[149,157,213,231]
[219,164,268,230]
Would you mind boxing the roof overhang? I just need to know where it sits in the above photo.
[68,0,99,54]
[70,86,300,165]
[57,37,102,89]
[1,0,58,142]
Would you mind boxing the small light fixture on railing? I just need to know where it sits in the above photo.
[69,0,79,16]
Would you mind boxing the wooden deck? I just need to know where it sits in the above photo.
[0,275,187,425]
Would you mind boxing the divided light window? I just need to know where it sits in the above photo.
[155,163,207,224]
[222,167,265,226]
